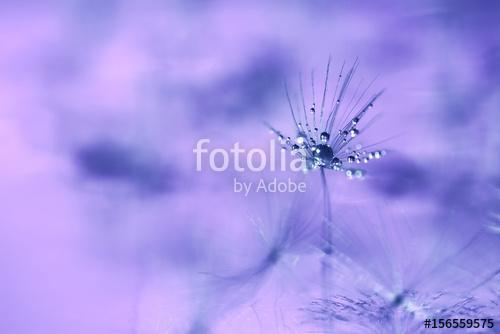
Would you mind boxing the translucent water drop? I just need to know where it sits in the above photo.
[350,129,359,138]
[346,170,353,178]
[313,144,334,166]
[363,157,369,163]
[354,169,364,178]
[332,157,342,167]
[374,151,381,159]
[291,144,299,153]
[351,117,359,125]
[347,156,355,163]
[320,132,330,143]
[296,135,306,146]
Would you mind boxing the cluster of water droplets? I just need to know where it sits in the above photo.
[268,59,386,179]
[270,100,385,179]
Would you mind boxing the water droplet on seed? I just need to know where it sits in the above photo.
[320,132,330,143]
[332,157,342,167]
[296,135,306,146]
[313,144,334,166]
[354,169,364,178]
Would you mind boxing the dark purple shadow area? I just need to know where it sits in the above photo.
[75,140,176,195]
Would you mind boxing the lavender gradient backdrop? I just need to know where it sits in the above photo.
[1,1,500,333]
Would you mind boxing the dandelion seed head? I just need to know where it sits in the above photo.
[267,58,387,178]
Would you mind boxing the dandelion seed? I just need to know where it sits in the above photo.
[267,57,386,179]
[194,192,319,332]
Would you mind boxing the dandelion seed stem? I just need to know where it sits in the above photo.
[320,167,334,331]
[320,168,332,251]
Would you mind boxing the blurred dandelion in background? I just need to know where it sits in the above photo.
[302,203,500,333]
[187,191,320,333]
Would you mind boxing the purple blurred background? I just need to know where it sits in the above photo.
[1,1,499,333]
